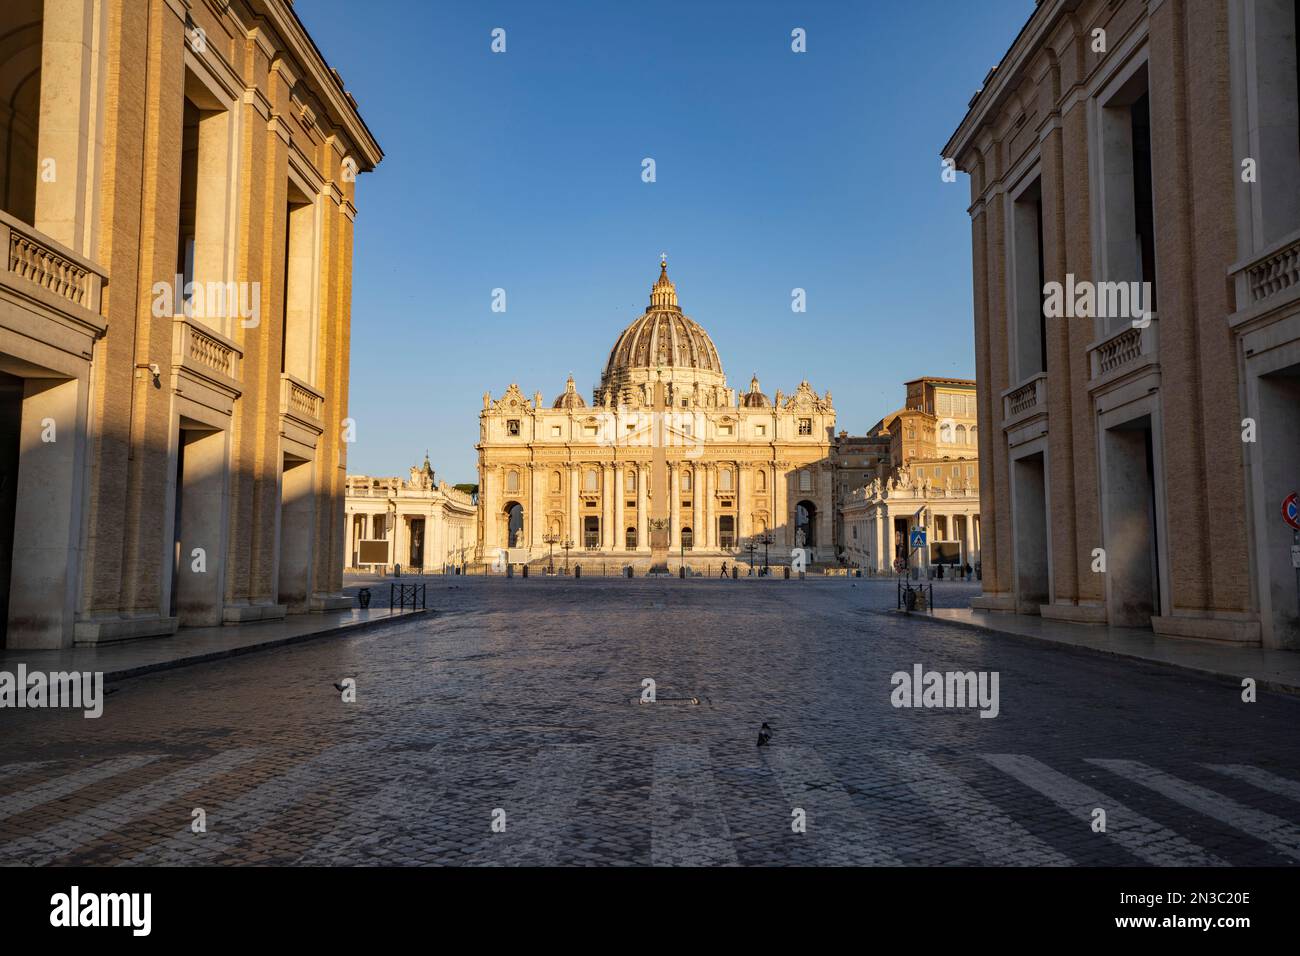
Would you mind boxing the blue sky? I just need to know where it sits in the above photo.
[298,0,1036,483]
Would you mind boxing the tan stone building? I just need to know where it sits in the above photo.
[943,0,1299,647]
[476,260,837,570]
[0,0,381,648]
[839,378,982,574]
[344,456,476,574]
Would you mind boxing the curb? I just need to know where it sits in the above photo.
[100,609,432,683]
[871,607,1300,698]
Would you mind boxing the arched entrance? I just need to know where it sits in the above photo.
[795,501,817,548]
[504,502,524,548]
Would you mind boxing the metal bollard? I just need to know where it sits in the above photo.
[574,565,582,579]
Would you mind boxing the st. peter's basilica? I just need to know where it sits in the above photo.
[475,259,837,569]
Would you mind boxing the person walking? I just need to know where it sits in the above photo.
[719,561,729,578]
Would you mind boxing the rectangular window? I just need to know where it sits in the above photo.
[798,419,812,435]
[583,425,597,437]
[1010,174,1045,381]
[1098,61,1157,333]
[551,425,562,437]
[720,424,733,436]
[756,424,767,437]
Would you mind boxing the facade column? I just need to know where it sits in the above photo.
[530,466,543,548]
[602,464,615,550]
[568,465,581,546]
[775,462,789,547]
[670,463,681,550]
[637,463,649,551]
[738,465,750,541]
[878,507,890,573]
[614,465,624,550]
[702,463,712,546]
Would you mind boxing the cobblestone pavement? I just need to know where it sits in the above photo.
[2,577,1298,866]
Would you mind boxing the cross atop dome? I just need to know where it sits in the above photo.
[650,256,678,309]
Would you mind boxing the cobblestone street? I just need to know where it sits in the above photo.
[2,577,1298,866]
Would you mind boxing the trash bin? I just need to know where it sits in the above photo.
[783,566,790,580]
[732,567,738,580]
[506,564,514,578]
[904,586,917,612]
[394,563,402,578]
[679,567,686,579]
[358,587,371,609]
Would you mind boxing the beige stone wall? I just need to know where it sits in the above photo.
[0,0,380,648]
[945,0,1297,644]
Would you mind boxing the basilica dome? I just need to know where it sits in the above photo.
[601,260,724,387]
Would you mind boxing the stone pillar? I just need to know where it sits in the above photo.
[775,462,789,547]
[614,466,624,550]
[530,465,544,548]
[701,465,713,549]
[670,463,680,550]
[34,0,99,254]
[602,464,614,550]
[738,466,750,540]
[6,377,87,648]
[568,464,581,546]
[637,463,649,551]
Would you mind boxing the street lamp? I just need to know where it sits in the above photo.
[758,531,773,576]
[561,535,574,573]
[543,531,558,574]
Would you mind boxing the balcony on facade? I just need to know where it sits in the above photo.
[1229,227,1300,328]
[1,208,106,345]
[1086,317,1160,392]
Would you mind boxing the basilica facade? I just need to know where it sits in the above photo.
[476,261,836,569]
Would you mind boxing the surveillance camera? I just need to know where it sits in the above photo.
[148,363,161,389]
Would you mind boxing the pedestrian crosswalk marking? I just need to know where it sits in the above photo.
[877,751,1072,866]
[0,754,161,826]
[471,746,594,867]
[0,760,54,783]
[766,746,901,865]
[983,753,1225,866]
[0,749,256,867]
[128,745,365,866]
[651,744,738,866]
[1205,764,1300,805]
[1091,759,1300,862]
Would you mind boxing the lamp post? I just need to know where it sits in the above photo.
[543,532,558,574]
[561,535,574,574]
[759,531,773,576]
[744,538,758,574]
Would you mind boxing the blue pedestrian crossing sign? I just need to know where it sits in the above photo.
[910,527,926,550]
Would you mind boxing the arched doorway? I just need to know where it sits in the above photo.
[504,502,524,548]
[795,501,817,548]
